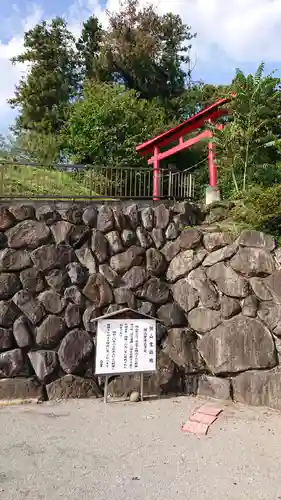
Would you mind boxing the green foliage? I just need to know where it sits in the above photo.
[63,81,168,167]
[76,15,103,82]
[12,132,63,164]
[231,184,281,243]
[9,18,79,135]
[96,0,195,102]
[211,63,281,197]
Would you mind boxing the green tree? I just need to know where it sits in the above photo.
[9,17,79,136]
[95,0,195,102]
[63,81,168,167]
[76,15,103,82]
[12,132,62,164]
[211,63,281,196]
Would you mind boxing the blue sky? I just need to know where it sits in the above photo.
[1,0,281,134]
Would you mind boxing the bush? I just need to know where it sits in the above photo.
[231,184,281,243]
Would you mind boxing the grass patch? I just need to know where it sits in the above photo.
[0,164,105,198]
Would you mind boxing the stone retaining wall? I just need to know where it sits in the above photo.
[0,200,281,410]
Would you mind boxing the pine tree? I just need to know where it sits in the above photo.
[9,17,79,135]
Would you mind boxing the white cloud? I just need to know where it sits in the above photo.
[0,4,43,132]
[1,0,281,132]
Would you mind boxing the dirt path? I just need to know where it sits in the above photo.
[0,396,280,500]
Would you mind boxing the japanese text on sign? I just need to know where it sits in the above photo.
[95,319,156,375]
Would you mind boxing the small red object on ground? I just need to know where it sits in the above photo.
[182,404,224,435]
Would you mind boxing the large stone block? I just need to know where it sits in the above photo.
[0,349,30,377]
[46,375,100,400]
[161,239,181,262]
[13,316,33,348]
[64,286,84,305]
[69,225,90,248]
[188,307,222,334]
[107,350,182,397]
[114,287,136,309]
[45,269,70,292]
[20,267,45,293]
[66,262,87,286]
[220,296,241,319]
[151,228,164,249]
[6,220,50,249]
[264,271,281,304]
[232,369,281,410]
[13,291,45,325]
[141,207,154,231]
[76,246,97,274]
[58,329,94,374]
[82,206,97,227]
[122,266,147,290]
[0,301,19,327]
[238,230,276,251]
[106,231,123,254]
[28,351,58,382]
[188,268,219,310]
[0,207,15,230]
[172,278,199,313]
[163,328,205,372]
[198,375,231,400]
[110,246,144,273]
[121,229,136,247]
[112,206,127,231]
[31,244,75,272]
[0,248,31,271]
[203,232,234,252]
[124,204,139,229]
[0,273,21,299]
[82,305,100,333]
[157,303,187,327]
[154,204,170,229]
[0,206,15,231]
[0,328,14,351]
[83,274,113,307]
[242,295,258,318]
[97,205,114,233]
[0,378,43,401]
[9,204,35,222]
[167,249,206,283]
[36,205,60,225]
[165,222,178,240]
[257,302,281,336]
[137,278,170,305]
[38,290,65,314]
[230,247,276,276]
[65,303,81,328]
[50,221,73,244]
[207,262,248,298]
[136,227,153,249]
[249,277,273,301]
[60,205,83,224]
[146,248,167,276]
[203,243,238,267]
[36,315,65,348]
[199,315,277,375]
[177,228,202,250]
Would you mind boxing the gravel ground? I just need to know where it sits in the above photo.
[1,396,281,500]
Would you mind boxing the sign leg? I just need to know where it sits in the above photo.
[104,376,109,403]
[140,373,144,402]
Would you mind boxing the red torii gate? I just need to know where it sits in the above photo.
[136,96,232,202]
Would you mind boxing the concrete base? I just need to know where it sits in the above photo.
[205,185,221,205]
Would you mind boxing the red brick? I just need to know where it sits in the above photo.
[182,420,209,435]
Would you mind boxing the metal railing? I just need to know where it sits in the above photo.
[0,160,195,200]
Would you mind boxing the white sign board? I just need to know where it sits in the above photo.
[95,318,156,375]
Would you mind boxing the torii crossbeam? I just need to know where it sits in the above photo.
[136,96,232,203]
